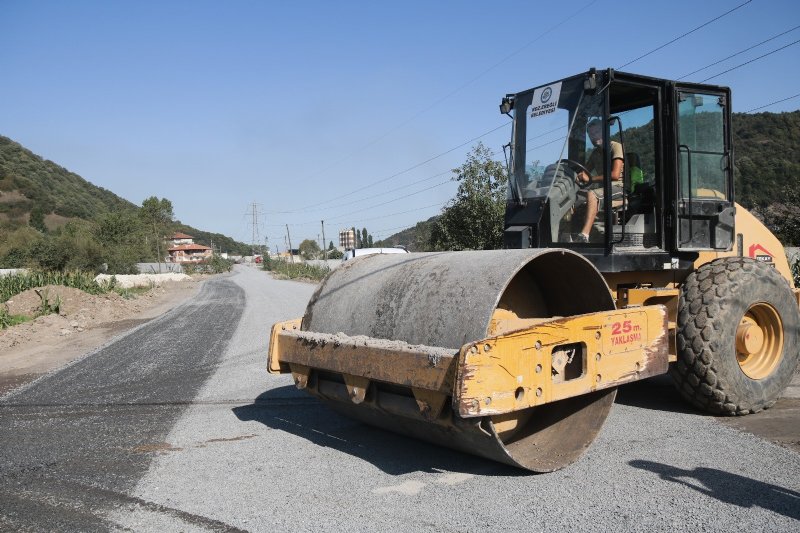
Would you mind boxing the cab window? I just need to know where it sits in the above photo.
[677,92,728,200]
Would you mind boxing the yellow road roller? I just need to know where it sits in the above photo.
[268,69,800,472]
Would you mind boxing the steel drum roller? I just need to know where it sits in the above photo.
[296,249,618,472]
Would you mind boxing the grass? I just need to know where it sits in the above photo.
[261,257,331,282]
[0,307,31,329]
[113,285,153,300]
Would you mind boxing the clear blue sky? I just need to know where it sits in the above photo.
[1,0,798,251]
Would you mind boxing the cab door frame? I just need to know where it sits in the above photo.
[669,82,735,252]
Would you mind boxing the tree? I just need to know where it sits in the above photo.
[758,185,800,246]
[139,196,174,272]
[361,228,369,248]
[298,238,321,260]
[325,240,343,259]
[429,143,507,250]
[94,211,147,273]
[29,206,47,233]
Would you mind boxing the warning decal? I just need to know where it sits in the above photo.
[610,320,642,347]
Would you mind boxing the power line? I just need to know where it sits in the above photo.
[617,0,753,69]
[270,178,454,228]
[359,93,800,242]
[316,169,452,212]
[297,0,600,185]
[700,37,800,82]
[269,2,756,223]
[275,1,799,243]
[283,2,753,218]
[744,92,800,113]
[326,201,446,227]
[678,24,800,80]
[268,121,509,214]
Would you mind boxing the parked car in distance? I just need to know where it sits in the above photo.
[341,247,408,263]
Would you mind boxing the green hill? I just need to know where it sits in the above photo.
[733,110,800,208]
[0,135,252,269]
[374,216,438,251]
[0,136,137,228]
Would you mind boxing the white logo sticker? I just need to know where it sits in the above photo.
[530,82,562,119]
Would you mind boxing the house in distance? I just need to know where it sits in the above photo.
[166,232,212,263]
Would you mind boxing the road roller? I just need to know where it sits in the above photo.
[268,69,800,471]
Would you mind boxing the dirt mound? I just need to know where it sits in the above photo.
[95,273,191,289]
[0,282,188,352]
[4,285,113,317]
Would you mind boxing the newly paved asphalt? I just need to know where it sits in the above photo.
[1,265,798,532]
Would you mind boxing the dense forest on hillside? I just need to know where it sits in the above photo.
[0,135,252,271]
[374,217,437,251]
[733,110,800,207]
[0,136,137,223]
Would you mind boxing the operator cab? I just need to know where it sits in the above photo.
[502,68,734,273]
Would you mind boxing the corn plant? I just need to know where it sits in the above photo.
[34,288,62,317]
[0,270,105,303]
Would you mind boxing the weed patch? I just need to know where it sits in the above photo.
[0,307,31,329]
[262,257,330,282]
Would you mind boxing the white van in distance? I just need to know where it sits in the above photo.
[341,247,409,263]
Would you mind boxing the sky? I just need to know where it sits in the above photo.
[1,0,799,251]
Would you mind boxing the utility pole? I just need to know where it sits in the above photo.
[286,224,294,263]
[321,220,327,261]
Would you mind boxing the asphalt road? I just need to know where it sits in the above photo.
[1,265,798,532]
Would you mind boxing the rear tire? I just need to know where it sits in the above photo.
[670,257,800,415]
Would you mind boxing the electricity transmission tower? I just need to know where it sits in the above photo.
[245,202,263,255]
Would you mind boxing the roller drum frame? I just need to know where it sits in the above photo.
[269,249,668,472]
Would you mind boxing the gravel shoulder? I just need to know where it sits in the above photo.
[0,278,204,395]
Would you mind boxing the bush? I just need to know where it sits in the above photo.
[324,248,344,260]
[262,257,330,281]
[181,255,234,275]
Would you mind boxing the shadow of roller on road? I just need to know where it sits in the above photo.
[614,375,700,415]
[630,459,800,521]
[232,386,524,478]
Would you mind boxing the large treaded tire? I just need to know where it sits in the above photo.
[670,257,800,415]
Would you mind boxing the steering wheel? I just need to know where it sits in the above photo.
[557,159,593,188]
